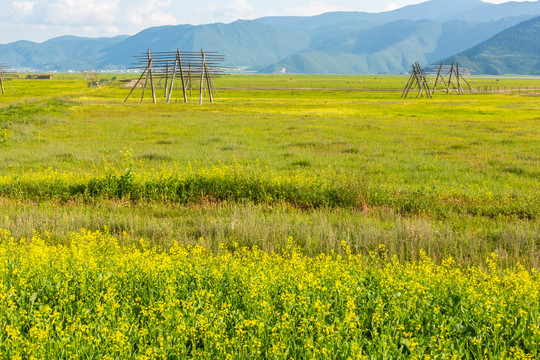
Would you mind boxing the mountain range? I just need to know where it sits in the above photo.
[443,15,540,75]
[1,0,540,74]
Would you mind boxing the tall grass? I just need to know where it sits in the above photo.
[0,163,363,209]
[1,198,538,267]
[0,163,537,220]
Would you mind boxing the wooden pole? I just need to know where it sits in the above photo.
[410,73,419,98]
[416,63,425,98]
[199,49,205,105]
[401,74,412,97]
[124,64,150,103]
[424,78,432,98]
[433,61,443,93]
[154,75,164,89]
[140,71,150,103]
[411,64,422,97]
[188,64,192,98]
[410,73,419,97]
[441,69,451,94]
[210,76,218,98]
[177,49,188,103]
[447,63,460,94]
[456,63,463,94]
[148,50,156,104]
[204,60,214,104]
[460,74,477,94]
[2,74,16,95]
[408,67,418,98]
[167,57,177,104]
[405,63,420,98]
[416,63,425,97]
[413,63,424,98]
[0,70,15,95]
[447,63,455,94]
[401,70,415,98]
[449,65,459,94]
[164,62,169,98]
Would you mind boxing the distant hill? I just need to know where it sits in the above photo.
[442,16,540,75]
[96,21,311,69]
[254,0,488,30]
[260,16,531,74]
[0,36,128,71]
[1,0,540,74]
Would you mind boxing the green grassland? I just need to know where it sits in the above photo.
[0,75,538,265]
[0,74,539,358]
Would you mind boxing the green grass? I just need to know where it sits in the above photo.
[0,75,538,266]
[1,198,537,267]
[1,74,539,358]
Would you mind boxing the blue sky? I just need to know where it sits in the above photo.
[0,0,532,44]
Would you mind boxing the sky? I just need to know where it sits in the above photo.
[0,0,534,44]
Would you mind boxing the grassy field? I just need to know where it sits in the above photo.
[1,76,538,263]
[0,74,539,358]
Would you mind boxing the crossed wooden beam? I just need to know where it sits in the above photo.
[401,62,432,98]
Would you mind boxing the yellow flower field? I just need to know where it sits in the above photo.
[0,229,538,359]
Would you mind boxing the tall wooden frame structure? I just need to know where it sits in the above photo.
[0,63,16,95]
[402,61,477,98]
[124,49,225,104]
[401,62,432,98]
[429,61,477,95]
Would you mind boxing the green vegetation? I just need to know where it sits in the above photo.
[447,16,540,75]
[0,229,538,359]
[0,75,539,266]
[0,74,539,358]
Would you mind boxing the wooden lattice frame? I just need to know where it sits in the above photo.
[429,61,477,95]
[0,63,16,95]
[124,49,225,104]
[401,62,432,98]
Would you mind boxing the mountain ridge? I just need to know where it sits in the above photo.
[442,15,540,75]
[1,0,539,74]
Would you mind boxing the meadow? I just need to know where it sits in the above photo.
[0,74,539,358]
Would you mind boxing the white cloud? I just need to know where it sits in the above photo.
[146,11,177,26]
[104,26,119,34]
[4,0,177,36]
[7,1,36,20]
[386,3,400,11]
[12,1,36,14]
[82,25,97,33]
[122,0,177,28]
[209,0,254,19]
[0,0,180,43]
[45,0,119,25]
[282,1,348,17]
